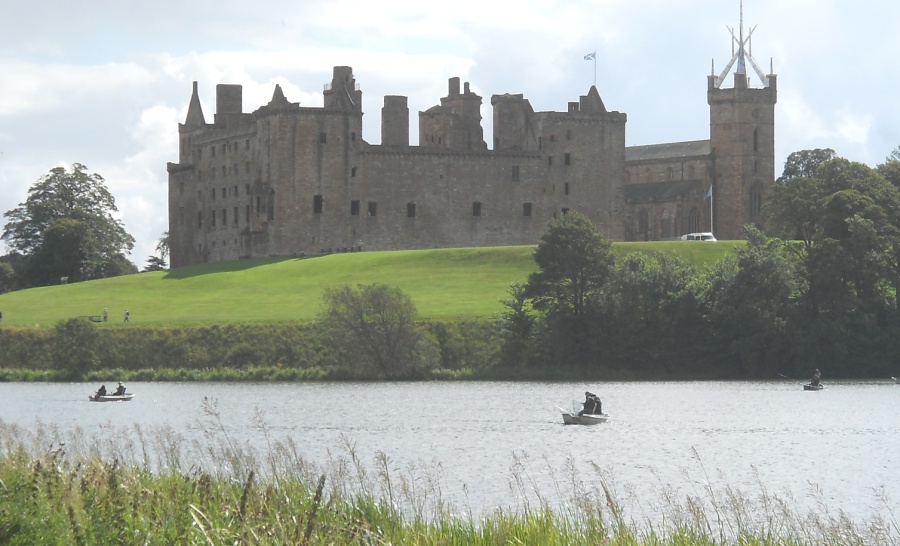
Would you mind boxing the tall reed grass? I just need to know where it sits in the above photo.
[0,403,896,545]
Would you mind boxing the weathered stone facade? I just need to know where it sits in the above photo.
[167,50,776,267]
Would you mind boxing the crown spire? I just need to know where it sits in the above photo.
[712,1,770,89]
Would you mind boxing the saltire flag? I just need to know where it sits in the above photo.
[584,51,596,61]
[705,185,713,200]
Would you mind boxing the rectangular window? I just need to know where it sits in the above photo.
[211,146,216,157]
[245,161,251,174]
[245,183,251,195]
[233,185,238,196]
[351,166,357,177]
[564,153,571,165]
[367,201,377,217]
[472,202,482,217]
[245,205,250,223]
[320,132,327,144]
[565,182,570,195]
[314,195,323,214]
[350,200,360,216]
[222,208,227,225]
[523,202,532,217]
[233,206,238,225]
[198,211,203,228]
[511,165,520,182]
[407,203,416,218]
[245,139,250,150]
[211,188,216,200]
[548,156,552,165]
[212,210,216,227]
[222,187,226,198]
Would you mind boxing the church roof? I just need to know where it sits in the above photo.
[624,179,706,203]
[625,139,710,162]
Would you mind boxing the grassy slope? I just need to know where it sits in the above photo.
[0,242,738,327]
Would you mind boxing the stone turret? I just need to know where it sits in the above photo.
[183,81,206,127]
[324,66,362,112]
[418,77,487,150]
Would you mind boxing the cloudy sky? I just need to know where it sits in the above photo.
[1,0,897,267]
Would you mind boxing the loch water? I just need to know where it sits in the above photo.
[1,380,898,522]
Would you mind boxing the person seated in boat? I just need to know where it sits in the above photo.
[578,391,602,416]
[113,381,126,396]
[95,384,107,398]
[810,369,821,387]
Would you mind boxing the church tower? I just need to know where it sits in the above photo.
[707,2,777,240]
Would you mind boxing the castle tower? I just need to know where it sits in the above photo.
[419,77,487,150]
[707,2,776,240]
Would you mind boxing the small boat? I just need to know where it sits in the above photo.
[89,393,135,402]
[558,406,608,425]
[803,384,823,391]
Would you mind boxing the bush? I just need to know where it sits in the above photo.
[51,318,100,379]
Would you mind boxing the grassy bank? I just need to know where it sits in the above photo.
[0,242,738,328]
[0,416,893,545]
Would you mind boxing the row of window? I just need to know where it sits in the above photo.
[193,198,542,230]
[313,197,538,218]
[201,184,252,201]
[198,130,357,160]
[196,162,253,182]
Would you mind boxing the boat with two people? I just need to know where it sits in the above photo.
[89,382,134,402]
[558,391,608,425]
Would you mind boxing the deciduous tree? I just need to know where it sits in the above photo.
[525,211,614,317]
[2,163,136,286]
[320,283,430,379]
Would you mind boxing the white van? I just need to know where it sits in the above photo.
[680,232,717,242]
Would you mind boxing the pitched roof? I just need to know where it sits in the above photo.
[625,139,710,162]
[624,179,706,203]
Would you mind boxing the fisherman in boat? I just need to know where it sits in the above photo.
[113,381,126,396]
[810,369,821,387]
[578,391,602,416]
[95,384,107,398]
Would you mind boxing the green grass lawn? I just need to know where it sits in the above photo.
[0,242,739,328]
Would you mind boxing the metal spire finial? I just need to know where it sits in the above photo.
[714,0,769,89]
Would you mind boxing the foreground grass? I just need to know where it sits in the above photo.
[0,408,894,545]
[0,242,739,328]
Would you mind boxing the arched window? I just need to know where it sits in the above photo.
[639,209,650,241]
[749,184,762,218]
[688,208,700,234]
[660,209,673,239]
